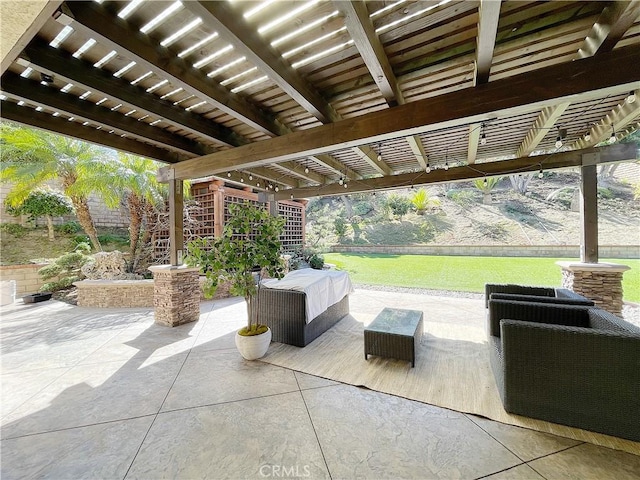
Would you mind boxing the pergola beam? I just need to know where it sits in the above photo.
[158,44,640,182]
[475,0,502,85]
[406,136,429,170]
[276,161,327,185]
[516,102,570,157]
[571,89,640,149]
[340,0,403,105]
[183,1,338,124]
[20,38,245,148]
[577,0,640,58]
[353,146,393,176]
[308,154,363,180]
[467,123,481,164]
[275,143,638,199]
[2,71,211,157]
[61,1,287,137]
[0,100,187,163]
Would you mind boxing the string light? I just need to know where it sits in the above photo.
[256,182,260,187]
[555,127,564,149]
[426,163,431,173]
[227,172,232,177]
[377,143,382,162]
[584,131,591,142]
[249,174,253,181]
[274,186,279,192]
[444,162,449,171]
[240,177,244,183]
[538,169,544,179]
[483,177,488,187]
[338,177,344,185]
[555,135,563,149]
[290,194,294,199]
[480,123,487,146]
[627,91,636,104]
[609,124,616,144]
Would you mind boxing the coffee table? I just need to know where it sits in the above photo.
[364,307,424,367]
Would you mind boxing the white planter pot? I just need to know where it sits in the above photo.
[235,327,272,360]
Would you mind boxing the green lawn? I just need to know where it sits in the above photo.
[324,253,640,303]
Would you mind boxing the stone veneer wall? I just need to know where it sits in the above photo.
[75,280,155,308]
[331,244,640,258]
[149,266,201,327]
[560,268,626,316]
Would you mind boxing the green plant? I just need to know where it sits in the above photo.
[309,253,324,270]
[334,216,348,239]
[386,194,411,219]
[410,189,440,214]
[446,189,478,207]
[38,242,92,292]
[597,187,614,199]
[0,223,27,237]
[185,201,286,336]
[55,221,82,234]
[5,189,73,241]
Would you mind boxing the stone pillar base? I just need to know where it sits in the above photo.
[556,261,630,316]
[149,265,201,327]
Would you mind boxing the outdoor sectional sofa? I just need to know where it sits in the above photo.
[487,299,640,441]
[251,269,353,347]
[484,283,594,308]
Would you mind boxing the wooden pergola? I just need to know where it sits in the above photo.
[2,1,640,269]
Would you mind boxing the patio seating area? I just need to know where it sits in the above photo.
[2,288,639,479]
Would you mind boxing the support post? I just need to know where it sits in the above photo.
[210,180,225,237]
[169,177,184,266]
[580,159,599,263]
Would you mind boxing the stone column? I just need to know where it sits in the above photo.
[556,261,630,316]
[149,265,201,327]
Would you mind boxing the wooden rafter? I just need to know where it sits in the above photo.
[467,123,481,164]
[570,89,640,149]
[0,100,187,163]
[577,0,640,58]
[475,0,502,85]
[276,161,327,185]
[516,102,570,157]
[157,44,640,182]
[276,143,639,199]
[20,38,246,148]
[406,136,429,170]
[308,154,363,180]
[353,146,393,176]
[340,0,403,105]
[2,71,213,157]
[60,1,287,137]
[183,1,338,124]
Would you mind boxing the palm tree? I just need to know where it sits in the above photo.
[111,153,167,271]
[0,123,119,250]
[474,176,503,204]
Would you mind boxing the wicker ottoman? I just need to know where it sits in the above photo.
[364,307,424,367]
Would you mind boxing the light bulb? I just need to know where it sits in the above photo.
[227,172,232,177]
[444,162,449,171]
[269,184,273,189]
[275,186,279,192]
[483,177,488,187]
[584,132,591,142]
[627,91,636,104]
[290,194,294,200]
[377,153,382,161]
[304,167,309,174]
[344,183,348,188]
[240,177,244,183]
[538,169,543,179]
[555,136,563,149]
[249,174,253,180]
[256,182,260,187]
[480,133,487,146]
[426,164,431,173]
[338,177,343,185]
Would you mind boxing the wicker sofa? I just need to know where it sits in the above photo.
[488,299,640,441]
[484,283,594,308]
[250,288,349,347]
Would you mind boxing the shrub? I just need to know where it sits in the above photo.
[334,217,348,238]
[386,194,412,219]
[309,253,324,270]
[0,223,27,237]
[55,221,82,234]
[597,187,614,199]
[446,189,478,207]
[38,242,92,292]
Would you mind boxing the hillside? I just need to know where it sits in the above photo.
[305,167,640,249]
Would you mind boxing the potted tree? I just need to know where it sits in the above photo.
[186,201,286,360]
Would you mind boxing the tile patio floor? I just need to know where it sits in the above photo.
[1,289,639,479]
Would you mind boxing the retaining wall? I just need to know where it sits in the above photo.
[330,244,640,258]
[0,264,49,296]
